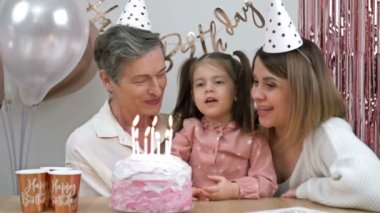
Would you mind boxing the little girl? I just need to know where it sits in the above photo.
[171,51,277,201]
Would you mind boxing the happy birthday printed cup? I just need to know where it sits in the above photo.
[49,169,81,213]
[16,169,49,213]
[40,167,73,171]
[40,167,73,209]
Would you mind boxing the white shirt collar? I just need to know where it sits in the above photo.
[91,100,132,146]
[91,100,169,147]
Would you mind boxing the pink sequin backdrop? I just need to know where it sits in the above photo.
[298,0,379,156]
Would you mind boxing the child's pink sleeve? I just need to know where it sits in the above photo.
[170,119,195,162]
[232,136,278,199]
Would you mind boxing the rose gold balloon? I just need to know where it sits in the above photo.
[44,22,99,101]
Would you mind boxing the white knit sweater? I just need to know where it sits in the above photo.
[279,117,380,212]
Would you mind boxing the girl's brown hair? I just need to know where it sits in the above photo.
[173,51,254,133]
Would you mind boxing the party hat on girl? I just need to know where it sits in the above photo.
[116,0,152,31]
[263,0,303,53]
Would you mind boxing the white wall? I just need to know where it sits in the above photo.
[0,0,298,195]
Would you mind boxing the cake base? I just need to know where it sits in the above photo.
[111,154,192,213]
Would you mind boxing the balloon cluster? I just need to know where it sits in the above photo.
[0,0,97,106]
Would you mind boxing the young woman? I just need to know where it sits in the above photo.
[251,38,380,212]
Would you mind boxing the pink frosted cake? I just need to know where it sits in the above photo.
[111,154,192,212]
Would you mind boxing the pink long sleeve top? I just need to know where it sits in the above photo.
[172,117,278,199]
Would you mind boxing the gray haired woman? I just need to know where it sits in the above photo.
[65,25,169,196]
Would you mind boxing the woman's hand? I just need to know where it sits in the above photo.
[201,175,240,201]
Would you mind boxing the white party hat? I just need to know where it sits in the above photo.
[263,0,303,53]
[116,0,152,31]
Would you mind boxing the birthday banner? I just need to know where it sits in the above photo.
[84,0,288,114]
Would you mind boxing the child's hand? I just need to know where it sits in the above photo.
[281,188,297,198]
[200,175,240,200]
[192,187,209,201]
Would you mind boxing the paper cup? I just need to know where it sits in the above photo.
[40,167,73,171]
[40,167,73,209]
[49,169,81,213]
[16,169,49,213]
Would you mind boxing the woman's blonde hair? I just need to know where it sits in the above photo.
[252,38,346,146]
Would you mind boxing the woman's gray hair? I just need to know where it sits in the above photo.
[94,25,164,83]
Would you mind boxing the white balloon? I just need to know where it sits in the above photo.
[4,70,19,103]
[0,0,89,106]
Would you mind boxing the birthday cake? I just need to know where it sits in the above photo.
[111,154,192,213]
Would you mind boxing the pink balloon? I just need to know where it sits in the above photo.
[0,0,89,106]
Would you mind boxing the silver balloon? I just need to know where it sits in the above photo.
[0,0,89,106]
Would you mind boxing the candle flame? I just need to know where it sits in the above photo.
[152,116,158,126]
[168,115,173,128]
[144,127,151,137]
[132,115,140,127]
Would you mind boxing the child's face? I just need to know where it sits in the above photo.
[192,63,235,124]
[251,57,291,134]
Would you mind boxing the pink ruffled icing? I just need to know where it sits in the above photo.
[111,179,192,212]
[111,155,192,212]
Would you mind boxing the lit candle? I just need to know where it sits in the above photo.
[131,130,136,155]
[168,115,173,154]
[155,132,161,155]
[135,128,140,154]
[144,127,150,155]
[164,129,170,156]
[131,115,140,155]
[150,116,158,154]
[132,115,140,127]
[168,115,173,129]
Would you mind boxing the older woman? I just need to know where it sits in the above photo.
[65,25,168,196]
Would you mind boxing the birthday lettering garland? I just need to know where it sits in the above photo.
[87,0,265,72]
